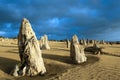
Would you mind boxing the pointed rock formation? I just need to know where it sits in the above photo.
[83,39,87,45]
[39,35,50,50]
[66,39,70,48]
[39,36,45,49]
[79,39,83,45]
[101,40,105,44]
[44,35,50,49]
[91,40,95,44]
[11,18,46,76]
[93,43,102,54]
[70,35,87,64]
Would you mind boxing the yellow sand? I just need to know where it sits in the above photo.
[0,39,120,80]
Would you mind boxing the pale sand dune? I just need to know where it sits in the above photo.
[0,40,120,80]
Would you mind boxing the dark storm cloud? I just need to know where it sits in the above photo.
[0,0,120,40]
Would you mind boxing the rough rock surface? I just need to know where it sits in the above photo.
[85,43,103,55]
[70,35,87,64]
[40,35,50,50]
[11,18,46,76]
[66,40,70,48]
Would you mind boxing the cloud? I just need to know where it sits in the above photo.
[0,0,120,41]
[0,31,6,35]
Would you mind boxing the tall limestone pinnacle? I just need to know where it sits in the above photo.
[66,39,70,48]
[11,18,46,76]
[70,35,87,64]
[39,34,50,50]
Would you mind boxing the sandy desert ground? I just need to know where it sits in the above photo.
[0,39,120,80]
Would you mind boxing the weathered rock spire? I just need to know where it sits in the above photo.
[11,18,46,76]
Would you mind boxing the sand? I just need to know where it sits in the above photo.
[0,39,120,80]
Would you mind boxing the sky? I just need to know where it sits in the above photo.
[0,0,120,41]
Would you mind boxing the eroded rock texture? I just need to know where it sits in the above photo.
[66,40,70,48]
[85,43,103,55]
[11,18,46,77]
[70,35,87,64]
[39,35,50,50]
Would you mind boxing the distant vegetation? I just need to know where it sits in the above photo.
[12,37,17,39]
[49,39,68,42]
[0,36,17,39]
[109,41,120,44]
[0,36,5,38]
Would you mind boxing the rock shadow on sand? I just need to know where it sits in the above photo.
[0,57,19,74]
[43,53,100,66]
[43,53,72,64]
[52,47,70,52]
[6,50,19,54]
[0,45,17,48]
